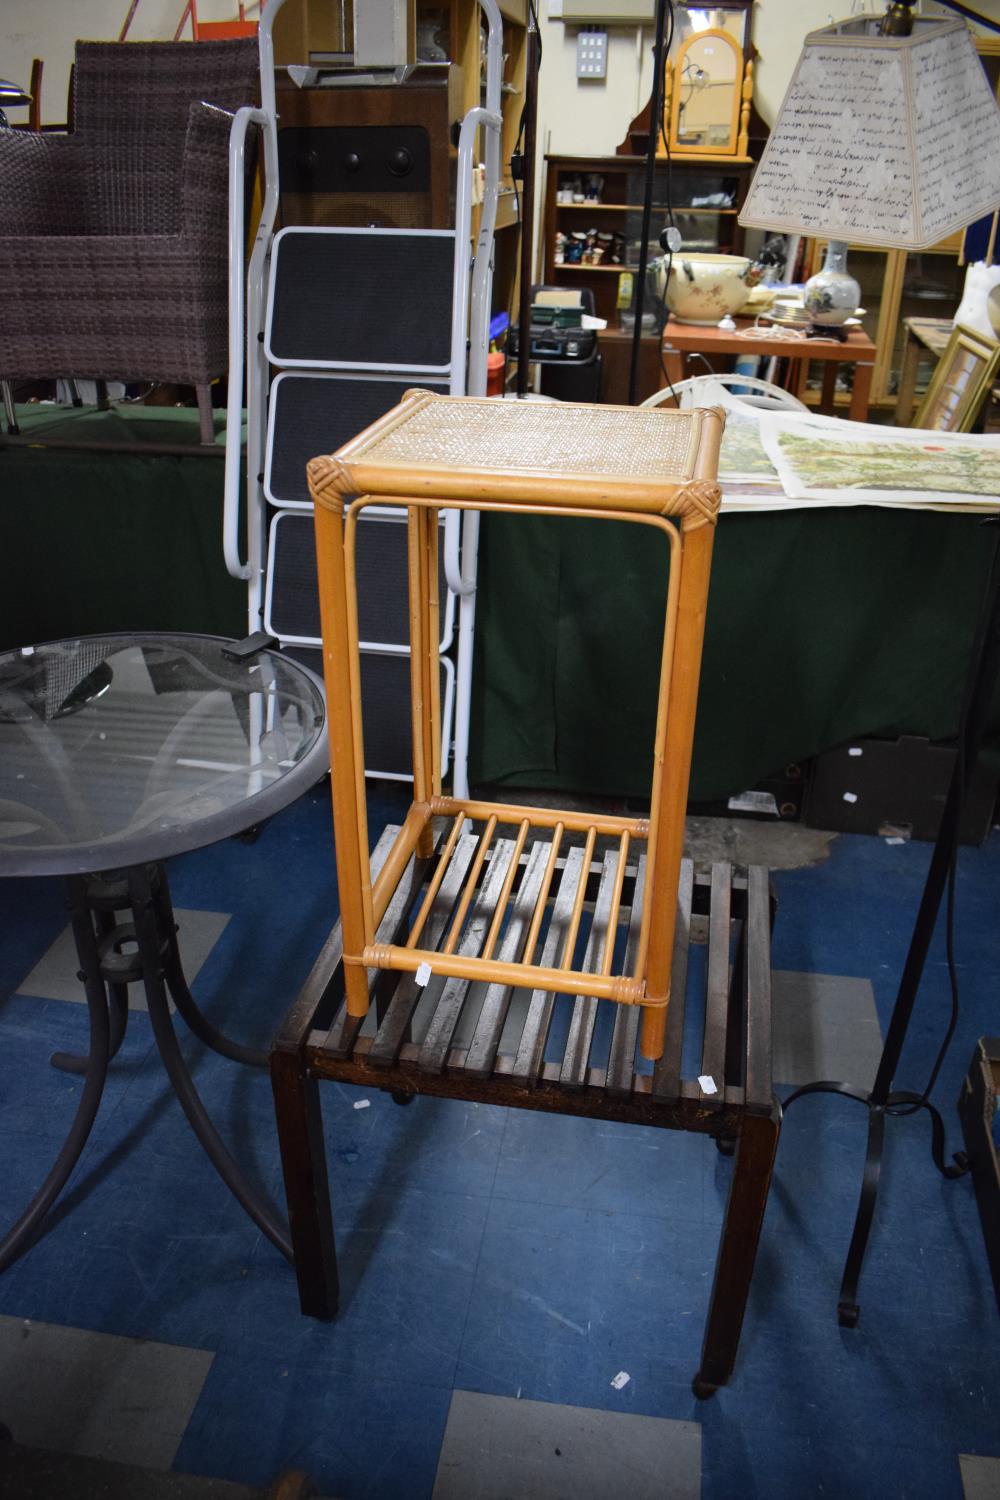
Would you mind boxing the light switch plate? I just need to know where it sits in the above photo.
[576,28,608,80]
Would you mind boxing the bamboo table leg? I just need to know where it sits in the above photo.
[694,1105,781,1397]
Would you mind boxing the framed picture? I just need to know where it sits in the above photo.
[912,323,1000,433]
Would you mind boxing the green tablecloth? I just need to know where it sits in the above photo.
[0,406,245,647]
[3,404,996,802]
[469,506,1000,802]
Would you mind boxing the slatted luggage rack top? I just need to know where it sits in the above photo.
[300,823,774,1122]
[306,392,725,1062]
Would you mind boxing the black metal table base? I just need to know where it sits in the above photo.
[0,862,291,1274]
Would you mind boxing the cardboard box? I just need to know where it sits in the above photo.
[804,735,997,845]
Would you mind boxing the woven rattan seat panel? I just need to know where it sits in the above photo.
[267,230,455,370]
[342,395,700,478]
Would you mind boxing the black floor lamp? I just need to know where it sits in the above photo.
[784,519,1000,1323]
[735,0,1000,1320]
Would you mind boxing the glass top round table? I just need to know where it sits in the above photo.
[0,633,329,876]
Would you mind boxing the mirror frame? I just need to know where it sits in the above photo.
[665,25,748,158]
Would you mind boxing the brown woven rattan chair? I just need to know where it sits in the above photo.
[0,39,258,443]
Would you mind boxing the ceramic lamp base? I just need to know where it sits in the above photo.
[804,240,861,328]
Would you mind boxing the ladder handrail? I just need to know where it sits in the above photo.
[223,101,278,584]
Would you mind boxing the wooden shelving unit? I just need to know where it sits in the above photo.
[542,152,761,401]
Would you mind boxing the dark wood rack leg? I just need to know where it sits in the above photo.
[694,1105,780,1397]
[270,1048,339,1318]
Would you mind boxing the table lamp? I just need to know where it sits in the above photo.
[738,4,1000,326]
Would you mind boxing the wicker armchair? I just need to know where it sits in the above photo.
[0,40,258,442]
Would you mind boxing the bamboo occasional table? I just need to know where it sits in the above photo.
[271,392,781,1396]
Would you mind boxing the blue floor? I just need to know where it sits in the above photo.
[1,782,998,1499]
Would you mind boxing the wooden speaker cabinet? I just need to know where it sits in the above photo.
[275,70,463,231]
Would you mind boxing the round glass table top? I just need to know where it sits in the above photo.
[0,634,329,876]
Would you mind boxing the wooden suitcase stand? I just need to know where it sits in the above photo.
[271,393,781,1397]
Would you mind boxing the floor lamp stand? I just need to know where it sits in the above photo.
[783,517,1000,1325]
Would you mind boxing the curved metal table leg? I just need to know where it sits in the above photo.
[0,877,111,1272]
[151,864,268,1069]
[51,889,132,1074]
[129,866,292,1260]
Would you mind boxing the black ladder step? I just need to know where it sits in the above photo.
[266,227,456,370]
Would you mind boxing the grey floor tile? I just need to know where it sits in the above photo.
[16,909,230,1010]
[0,1314,214,1470]
[961,1454,1000,1500]
[771,970,883,1089]
[0,1443,262,1499]
[432,1389,701,1500]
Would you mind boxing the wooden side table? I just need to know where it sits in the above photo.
[661,317,877,422]
[894,317,954,426]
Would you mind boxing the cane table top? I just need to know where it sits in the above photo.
[307,391,725,524]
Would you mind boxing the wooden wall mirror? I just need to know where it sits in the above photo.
[667,27,745,156]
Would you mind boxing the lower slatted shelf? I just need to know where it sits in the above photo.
[302,821,774,1122]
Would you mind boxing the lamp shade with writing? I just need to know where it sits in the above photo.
[739,16,1000,250]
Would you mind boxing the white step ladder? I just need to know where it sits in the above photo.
[222,0,504,796]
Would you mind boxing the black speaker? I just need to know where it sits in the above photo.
[275,75,460,230]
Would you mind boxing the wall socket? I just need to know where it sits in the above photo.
[576,27,608,80]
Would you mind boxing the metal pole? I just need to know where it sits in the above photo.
[628,0,670,407]
[516,20,540,399]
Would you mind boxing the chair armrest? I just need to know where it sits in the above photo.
[181,101,256,245]
[0,131,98,234]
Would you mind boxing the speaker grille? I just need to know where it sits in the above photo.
[278,125,432,195]
[268,230,455,368]
[267,509,447,647]
[267,374,448,508]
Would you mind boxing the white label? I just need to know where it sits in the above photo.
[727,789,779,817]
[610,1371,631,1390]
[848,747,863,757]
[842,792,859,804]
[353,1099,371,1110]
[885,836,906,846]
[415,961,433,987]
[698,1074,718,1095]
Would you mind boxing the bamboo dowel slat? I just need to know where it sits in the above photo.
[601,831,631,977]
[521,822,564,966]
[481,818,531,960]
[560,826,598,969]
[441,815,497,955]
[363,943,650,1006]
[405,813,466,949]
